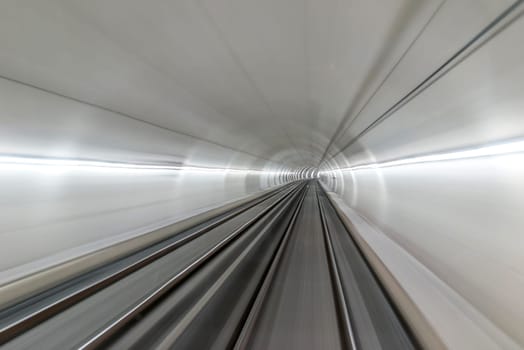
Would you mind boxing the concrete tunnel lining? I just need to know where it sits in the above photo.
[1,0,524,348]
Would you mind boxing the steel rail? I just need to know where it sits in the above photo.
[154,184,308,348]
[317,186,358,350]
[0,182,301,345]
[232,182,309,350]
[76,182,306,349]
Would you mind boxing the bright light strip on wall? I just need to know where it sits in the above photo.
[322,139,524,174]
[0,155,282,176]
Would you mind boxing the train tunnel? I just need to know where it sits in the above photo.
[1,1,524,349]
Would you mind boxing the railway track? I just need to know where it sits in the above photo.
[0,181,416,349]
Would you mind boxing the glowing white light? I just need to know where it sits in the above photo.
[0,155,280,176]
[326,139,524,173]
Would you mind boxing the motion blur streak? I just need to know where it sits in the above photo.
[321,138,524,173]
[1,0,524,349]
[0,155,284,175]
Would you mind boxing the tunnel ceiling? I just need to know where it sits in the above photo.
[0,0,455,169]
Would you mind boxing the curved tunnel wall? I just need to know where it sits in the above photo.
[1,0,524,349]
[0,76,299,286]
[319,3,524,348]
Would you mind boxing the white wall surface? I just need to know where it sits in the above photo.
[321,2,524,348]
[0,76,294,285]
